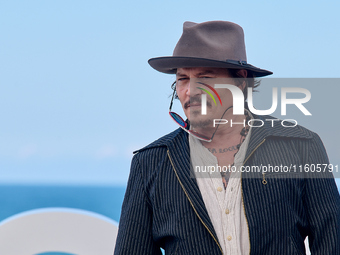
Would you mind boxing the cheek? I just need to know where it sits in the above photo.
[218,91,233,103]
[176,90,187,104]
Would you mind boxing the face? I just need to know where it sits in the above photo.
[176,67,242,130]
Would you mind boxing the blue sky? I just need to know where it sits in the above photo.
[0,0,339,185]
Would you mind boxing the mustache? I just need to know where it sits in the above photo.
[184,96,212,109]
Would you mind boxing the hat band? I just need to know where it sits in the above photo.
[225,59,247,65]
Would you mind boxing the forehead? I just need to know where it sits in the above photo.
[176,67,231,76]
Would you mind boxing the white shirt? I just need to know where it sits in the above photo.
[189,126,252,255]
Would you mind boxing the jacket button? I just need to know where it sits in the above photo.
[225,209,230,214]
[227,236,232,241]
[217,187,223,192]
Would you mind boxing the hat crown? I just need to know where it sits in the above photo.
[173,21,247,62]
[148,20,272,77]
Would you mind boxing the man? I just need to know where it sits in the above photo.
[114,21,340,254]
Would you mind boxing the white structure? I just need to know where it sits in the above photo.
[0,208,118,255]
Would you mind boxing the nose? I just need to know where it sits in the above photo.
[187,78,203,97]
[185,81,191,96]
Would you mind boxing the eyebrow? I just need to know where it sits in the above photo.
[176,72,187,77]
[176,69,218,77]
[197,70,217,76]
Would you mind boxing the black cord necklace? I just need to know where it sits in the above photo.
[221,111,251,189]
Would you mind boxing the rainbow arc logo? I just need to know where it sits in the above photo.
[196,82,222,106]
[196,82,222,115]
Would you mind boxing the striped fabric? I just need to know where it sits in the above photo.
[114,115,340,255]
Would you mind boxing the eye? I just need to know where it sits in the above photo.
[177,77,188,81]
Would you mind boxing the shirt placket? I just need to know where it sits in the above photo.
[223,174,240,254]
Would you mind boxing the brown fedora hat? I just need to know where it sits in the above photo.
[148,21,272,77]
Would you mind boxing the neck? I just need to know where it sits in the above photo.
[191,105,248,140]
[200,113,247,147]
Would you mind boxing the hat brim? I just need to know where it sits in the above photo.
[148,56,272,77]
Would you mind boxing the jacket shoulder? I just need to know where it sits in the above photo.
[254,114,317,140]
[133,128,185,155]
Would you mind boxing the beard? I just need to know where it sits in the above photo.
[189,111,214,129]
[186,95,214,129]
[190,119,212,128]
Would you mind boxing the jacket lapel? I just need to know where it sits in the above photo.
[244,115,314,163]
[166,130,220,247]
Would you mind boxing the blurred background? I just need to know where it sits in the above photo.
[0,0,339,231]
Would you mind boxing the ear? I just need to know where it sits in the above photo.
[237,69,247,78]
[236,69,248,91]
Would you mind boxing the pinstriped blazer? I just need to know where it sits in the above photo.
[114,116,340,255]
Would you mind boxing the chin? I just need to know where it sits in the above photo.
[189,117,213,129]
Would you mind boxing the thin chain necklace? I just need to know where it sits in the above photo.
[221,111,250,189]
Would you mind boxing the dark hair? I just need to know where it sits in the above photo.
[228,69,260,100]
[171,68,260,100]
